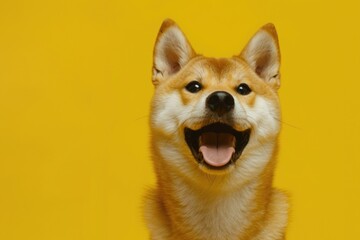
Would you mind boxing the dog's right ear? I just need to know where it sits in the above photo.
[152,19,196,85]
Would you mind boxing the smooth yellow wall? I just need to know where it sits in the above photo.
[1,0,360,239]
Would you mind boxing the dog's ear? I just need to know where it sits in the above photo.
[152,19,196,85]
[240,24,281,89]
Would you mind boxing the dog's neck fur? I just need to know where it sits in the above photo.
[146,144,288,240]
[162,174,271,239]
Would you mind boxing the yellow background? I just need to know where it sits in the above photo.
[1,0,359,239]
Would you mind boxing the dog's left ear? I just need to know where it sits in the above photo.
[152,19,196,85]
[240,24,281,89]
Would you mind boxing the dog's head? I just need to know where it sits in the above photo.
[150,19,281,184]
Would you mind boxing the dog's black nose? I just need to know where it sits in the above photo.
[206,91,234,116]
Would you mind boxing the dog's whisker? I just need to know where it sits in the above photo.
[271,116,302,130]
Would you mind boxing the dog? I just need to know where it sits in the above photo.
[144,19,289,240]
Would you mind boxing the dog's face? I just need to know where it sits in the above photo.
[150,19,281,184]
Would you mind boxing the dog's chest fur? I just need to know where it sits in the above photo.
[146,168,288,240]
[169,179,260,240]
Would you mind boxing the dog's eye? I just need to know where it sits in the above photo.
[237,83,252,95]
[185,81,202,93]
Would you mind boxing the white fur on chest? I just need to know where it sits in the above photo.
[171,176,259,240]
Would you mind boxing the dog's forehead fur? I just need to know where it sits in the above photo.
[167,57,250,85]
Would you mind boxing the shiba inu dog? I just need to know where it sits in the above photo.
[144,19,289,240]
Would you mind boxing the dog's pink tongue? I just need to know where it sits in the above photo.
[199,132,235,167]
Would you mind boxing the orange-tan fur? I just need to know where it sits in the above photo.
[144,19,289,240]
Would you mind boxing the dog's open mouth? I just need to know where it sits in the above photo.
[184,123,251,170]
